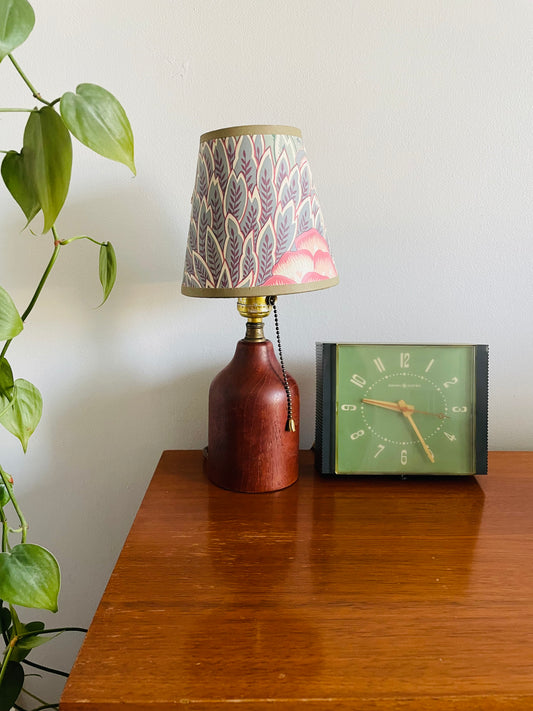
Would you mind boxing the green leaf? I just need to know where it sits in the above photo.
[0,356,15,427]
[23,106,72,233]
[9,620,44,662]
[0,285,23,340]
[8,604,23,635]
[0,358,15,400]
[0,0,35,62]
[11,621,62,662]
[0,605,11,633]
[0,482,9,507]
[0,378,42,452]
[20,619,43,633]
[1,149,40,224]
[60,83,135,174]
[99,241,117,304]
[0,543,60,612]
[0,661,24,711]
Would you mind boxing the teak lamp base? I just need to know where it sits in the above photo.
[206,297,299,493]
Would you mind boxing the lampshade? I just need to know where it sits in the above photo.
[182,124,338,297]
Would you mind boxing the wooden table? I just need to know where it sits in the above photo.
[60,450,533,710]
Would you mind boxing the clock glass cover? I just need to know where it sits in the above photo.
[316,344,488,476]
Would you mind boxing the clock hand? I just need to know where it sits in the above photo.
[361,398,405,413]
[414,409,449,420]
[398,400,435,463]
[361,398,448,419]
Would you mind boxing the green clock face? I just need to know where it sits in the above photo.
[315,343,488,476]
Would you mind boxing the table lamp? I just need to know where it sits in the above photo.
[182,125,338,492]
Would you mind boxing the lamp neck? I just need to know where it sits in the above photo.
[237,296,273,342]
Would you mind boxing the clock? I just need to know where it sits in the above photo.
[315,343,488,476]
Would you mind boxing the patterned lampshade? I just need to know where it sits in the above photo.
[182,125,338,297]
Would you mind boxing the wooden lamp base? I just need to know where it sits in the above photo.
[206,299,300,493]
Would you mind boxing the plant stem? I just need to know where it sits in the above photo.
[0,108,34,113]
[23,658,69,678]
[21,229,62,323]
[0,505,9,552]
[0,637,15,690]
[59,235,105,247]
[0,234,62,360]
[17,627,87,641]
[0,467,27,544]
[8,54,53,107]
[18,686,50,706]
[0,626,86,701]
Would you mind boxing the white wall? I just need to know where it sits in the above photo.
[1,0,532,700]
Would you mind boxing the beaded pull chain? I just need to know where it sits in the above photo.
[267,296,296,433]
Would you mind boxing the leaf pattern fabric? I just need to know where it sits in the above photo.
[183,129,336,291]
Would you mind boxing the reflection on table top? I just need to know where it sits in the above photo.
[61,450,533,711]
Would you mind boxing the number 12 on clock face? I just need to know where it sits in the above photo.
[315,343,488,476]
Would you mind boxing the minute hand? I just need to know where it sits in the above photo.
[398,399,435,464]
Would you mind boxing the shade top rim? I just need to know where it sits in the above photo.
[200,125,302,142]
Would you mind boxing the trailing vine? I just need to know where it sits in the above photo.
[0,0,135,707]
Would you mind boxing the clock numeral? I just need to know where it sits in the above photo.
[452,406,467,413]
[350,374,366,388]
[400,352,410,369]
[425,358,435,372]
[350,430,365,440]
[340,404,357,411]
[443,377,458,388]
[374,444,385,458]
[373,357,386,373]
[400,449,408,465]
[444,432,456,441]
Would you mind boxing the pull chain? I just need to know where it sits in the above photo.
[267,296,296,433]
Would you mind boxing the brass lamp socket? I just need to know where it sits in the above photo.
[237,296,273,342]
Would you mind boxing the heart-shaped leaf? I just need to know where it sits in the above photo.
[99,241,117,304]
[23,106,72,233]
[60,83,135,174]
[0,285,23,340]
[0,661,24,711]
[0,543,60,612]
[0,0,35,62]
[1,149,40,224]
[0,378,42,452]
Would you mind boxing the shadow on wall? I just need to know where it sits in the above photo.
[2,182,184,295]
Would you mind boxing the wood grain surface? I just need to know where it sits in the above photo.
[207,338,299,492]
[60,450,533,710]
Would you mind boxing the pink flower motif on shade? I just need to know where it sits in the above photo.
[294,229,330,255]
[313,250,337,279]
[263,228,337,286]
[268,251,315,284]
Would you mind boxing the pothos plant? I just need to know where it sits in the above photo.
[0,0,135,708]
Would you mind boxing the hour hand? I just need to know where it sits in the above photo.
[361,398,409,413]
[362,398,447,420]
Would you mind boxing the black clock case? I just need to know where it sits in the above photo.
[315,342,489,477]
